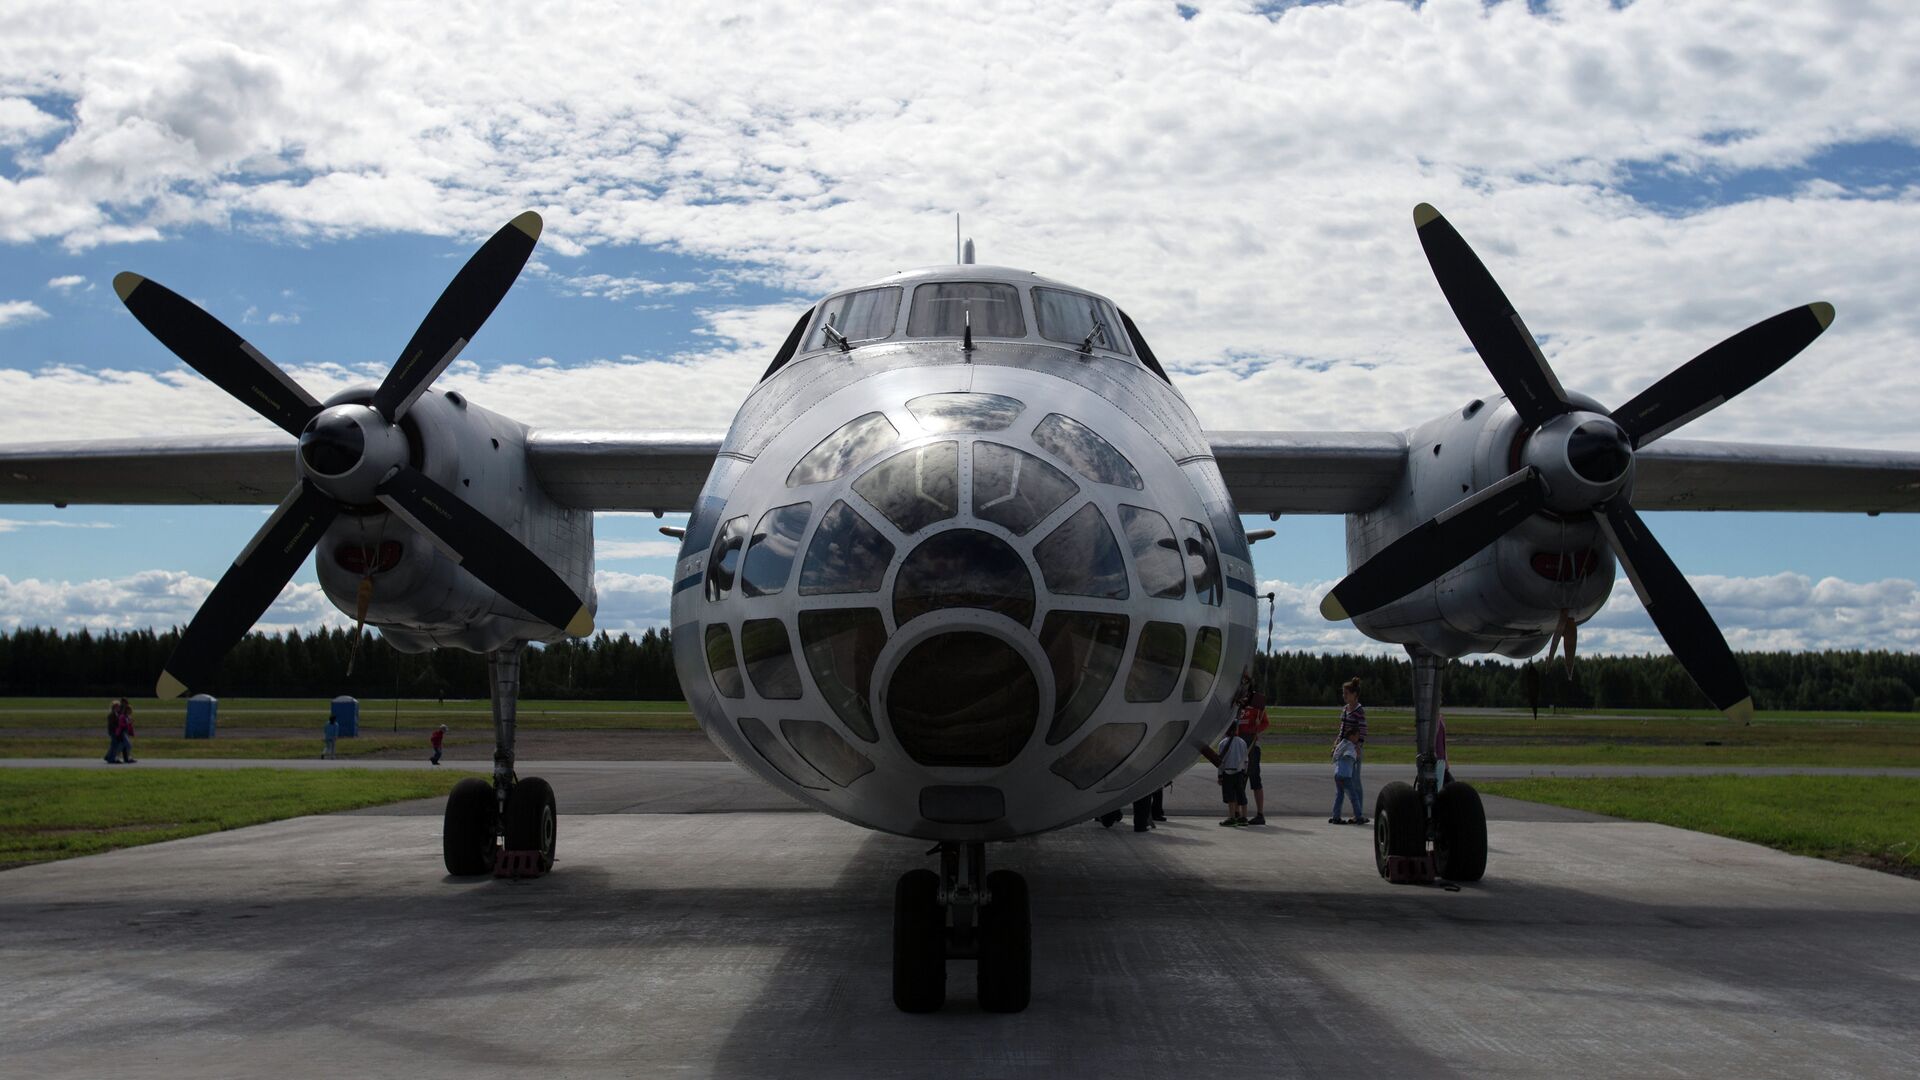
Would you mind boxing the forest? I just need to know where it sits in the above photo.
[2,626,1917,711]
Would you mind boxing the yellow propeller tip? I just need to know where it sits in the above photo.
[113,272,144,302]
[564,607,594,638]
[156,671,188,699]
[1725,697,1755,725]
[510,211,543,240]
[1319,593,1348,622]
[1810,301,1835,329]
[1413,203,1441,228]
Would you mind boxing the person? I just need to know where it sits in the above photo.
[1202,720,1250,827]
[103,700,124,764]
[1234,671,1271,825]
[116,697,136,764]
[1130,790,1159,832]
[429,723,446,765]
[1331,677,1367,824]
[323,715,339,760]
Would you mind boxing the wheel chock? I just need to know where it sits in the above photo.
[1385,852,1437,885]
[494,850,546,879]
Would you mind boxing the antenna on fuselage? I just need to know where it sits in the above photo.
[955,213,962,264]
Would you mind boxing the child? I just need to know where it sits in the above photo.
[429,723,446,765]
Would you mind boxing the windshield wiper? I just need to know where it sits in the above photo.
[1079,304,1112,355]
[820,314,852,353]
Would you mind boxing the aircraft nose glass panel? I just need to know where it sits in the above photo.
[704,624,745,699]
[1031,413,1144,489]
[780,718,875,787]
[972,442,1078,535]
[1119,505,1186,599]
[892,529,1035,626]
[1097,720,1190,795]
[907,282,1027,337]
[886,631,1039,767]
[739,716,829,791]
[797,609,886,742]
[907,392,1025,432]
[740,618,803,699]
[788,412,899,487]
[1048,722,1147,789]
[1181,519,1224,607]
[741,501,812,597]
[1183,626,1224,701]
[706,515,750,601]
[1124,621,1187,703]
[1039,612,1129,745]
[1033,503,1129,599]
[799,501,894,595]
[853,442,958,534]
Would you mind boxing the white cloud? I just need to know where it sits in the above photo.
[596,540,682,560]
[0,518,115,533]
[45,274,87,291]
[0,300,50,328]
[0,569,345,634]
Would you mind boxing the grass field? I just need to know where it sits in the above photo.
[1479,775,1920,876]
[0,768,476,869]
[5,696,1919,763]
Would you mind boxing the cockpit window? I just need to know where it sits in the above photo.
[906,282,1026,338]
[893,529,1036,627]
[854,441,958,535]
[1033,287,1130,356]
[808,287,901,350]
[799,501,895,595]
[741,618,803,700]
[1182,518,1223,607]
[1031,413,1144,489]
[704,623,744,699]
[1124,621,1186,703]
[907,392,1024,432]
[1119,505,1185,599]
[798,608,885,742]
[1183,626,1223,701]
[741,502,812,598]
[972,442,1078,536]
[1034,503,1129,599]
[789,412,899,487]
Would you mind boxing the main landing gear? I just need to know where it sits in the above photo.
[442,642,558,878]
[893,841,1031,1013]
[1373,646,1488,883]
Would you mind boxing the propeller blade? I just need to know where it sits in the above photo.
[372,212,543,423]
[1596,502,1753,722]
[113,273,321,438]
[1320,467,1548,621]
[375,464,593,637]
[1414,204,1573,428]
[1613,302,1835,449]
[157,482,338,697]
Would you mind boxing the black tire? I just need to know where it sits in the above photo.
[1373,781,1424,878]
[443,777,497,876]
[1432,781,1489,882]
[977,869,1031,1013]
[504,777,558,871]
[892,868,946,1013]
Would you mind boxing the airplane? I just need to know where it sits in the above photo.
[4,204,1919,1014]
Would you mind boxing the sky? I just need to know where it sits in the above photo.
[2,0,1918,657]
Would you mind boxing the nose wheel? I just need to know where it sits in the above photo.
[892,841,1030,1013]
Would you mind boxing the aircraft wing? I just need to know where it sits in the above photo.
[3,430,1918,515]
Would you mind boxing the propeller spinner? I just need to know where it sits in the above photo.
[1320,203,1835,722]
[116,212,594,699]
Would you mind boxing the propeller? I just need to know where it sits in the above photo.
[117,212,593,699]
[1320,203,1836,722]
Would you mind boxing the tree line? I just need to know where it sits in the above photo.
[2,626,1916,711]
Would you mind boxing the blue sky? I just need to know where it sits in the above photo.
[2,0,1919,655]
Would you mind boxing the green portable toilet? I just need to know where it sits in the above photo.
[331,696,360,738]
[184,694,217,738]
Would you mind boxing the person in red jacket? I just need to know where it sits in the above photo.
[429,724,446,766]
[1233,671,1271,824]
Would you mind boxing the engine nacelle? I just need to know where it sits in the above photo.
[310,386,596,653]
[1345,395,1616,658]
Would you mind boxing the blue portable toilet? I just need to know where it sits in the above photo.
[331,696,360,738]
[184,694,217,738]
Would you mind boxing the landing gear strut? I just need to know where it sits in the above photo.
[1374,645,1487,882]
[441,641,557,877]
[893,841,1030,1013]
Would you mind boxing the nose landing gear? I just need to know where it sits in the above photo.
[440,642,558,878]
[893,841,1031,1013]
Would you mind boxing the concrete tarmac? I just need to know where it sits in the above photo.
[3,767,1919,1077]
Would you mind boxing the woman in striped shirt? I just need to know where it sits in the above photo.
[1331,677,1369,824]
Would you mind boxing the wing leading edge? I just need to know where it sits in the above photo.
[2,430,1916,515]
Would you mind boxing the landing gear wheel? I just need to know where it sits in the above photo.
[1373,781,1424,878]
[1432,781,1488,882]
[443,777,497,875]
[892,868,946,1013]
[504,776,558,871]
[977,869,1031,1013]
